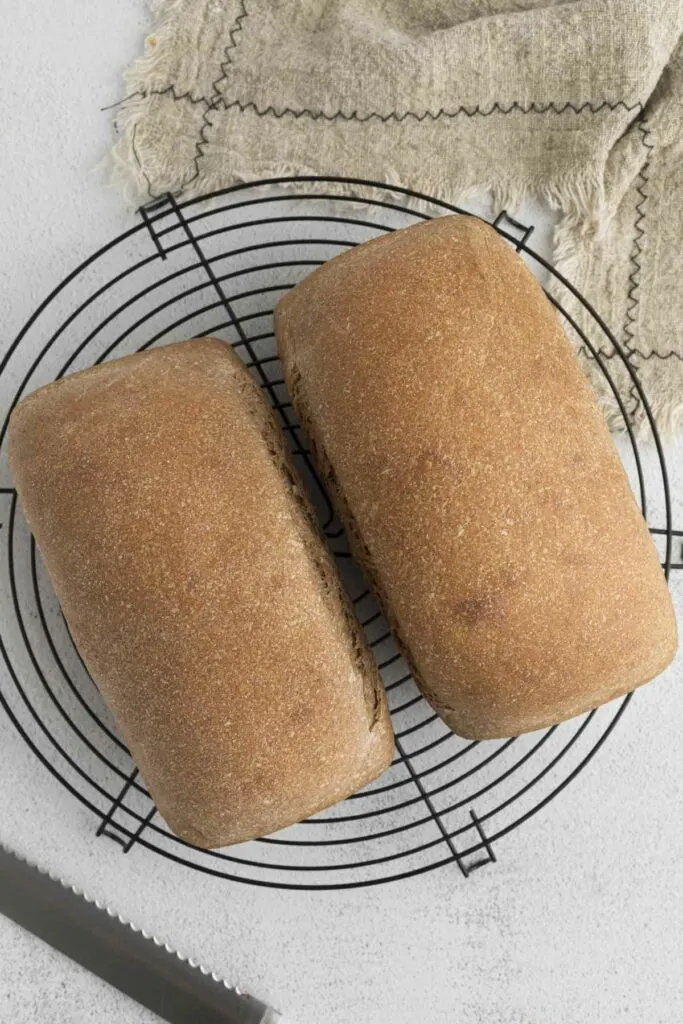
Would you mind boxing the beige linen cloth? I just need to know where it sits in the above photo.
[111,1,683,434]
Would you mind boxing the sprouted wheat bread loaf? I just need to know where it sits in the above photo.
[9,339,394,845]
[275,216,678,739]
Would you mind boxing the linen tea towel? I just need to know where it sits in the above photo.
[111,0,683,434]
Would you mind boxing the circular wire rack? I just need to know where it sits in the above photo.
[0,177,675,890]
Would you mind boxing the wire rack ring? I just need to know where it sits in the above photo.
[0,177,677,890]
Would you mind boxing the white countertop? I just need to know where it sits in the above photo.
[1,3,683,1023]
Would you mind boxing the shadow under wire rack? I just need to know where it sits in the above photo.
[0,177,680,890]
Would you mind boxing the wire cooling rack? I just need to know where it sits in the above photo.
[0,177,680,890]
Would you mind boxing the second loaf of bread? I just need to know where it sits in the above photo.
[8,339,394,846]
[275,216,678,739]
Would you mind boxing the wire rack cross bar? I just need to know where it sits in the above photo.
[492,210,535,251]
[650,526,683,570]
[393,737,495,877]
[97,766,157,854]
[139,201,168,262]
[467,810,497,871]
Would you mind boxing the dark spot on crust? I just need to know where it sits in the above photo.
[288,698,316,727]
[453,593,501,624]
[453,567,524,624]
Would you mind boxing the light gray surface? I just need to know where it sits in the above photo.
[1,2,682,1023]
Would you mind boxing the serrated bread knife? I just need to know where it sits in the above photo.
[0,843,280,1023]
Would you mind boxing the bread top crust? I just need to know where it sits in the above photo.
[276,216,678,738]
[9,339,393,845]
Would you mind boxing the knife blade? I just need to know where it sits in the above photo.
[0,843,280,1024]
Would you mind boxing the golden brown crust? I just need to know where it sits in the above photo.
[275,216,678,739]
[8,339,393,846]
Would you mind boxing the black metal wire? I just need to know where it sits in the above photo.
[0,176,677,891]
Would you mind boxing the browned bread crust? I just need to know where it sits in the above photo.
[9,339,393,846]
[276,216,678,739]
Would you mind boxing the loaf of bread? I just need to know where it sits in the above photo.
[8,339,393,846]
[275,216,678,739]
